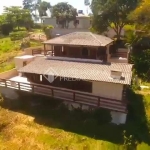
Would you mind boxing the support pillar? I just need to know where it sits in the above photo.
[106,45,110,63]
[44,44,46,56]
[52,45,54,56]
[111,111,127,125]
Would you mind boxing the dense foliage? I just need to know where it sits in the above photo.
[0,6,33,35]
[129,0,150,33]
[42,25,54,39]
[9,31,29,41]
[91,0,139,40]
[52,2,78,28]
[23,0,51,21]
[4,6,33,30]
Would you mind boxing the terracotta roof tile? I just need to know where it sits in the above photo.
[19,57,133,85]
[43,32,113,46]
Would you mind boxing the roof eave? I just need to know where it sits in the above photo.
[42,42,113,47]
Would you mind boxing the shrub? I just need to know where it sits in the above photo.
[1,24,13,35]
[9,31,29,41]
[93,108,112,124]
[42,25,54,39]
[20,40,30,49]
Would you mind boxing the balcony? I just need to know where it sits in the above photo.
[0,77,127,113]
[109,48,129,63]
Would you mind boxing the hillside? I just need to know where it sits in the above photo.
[0,34,43,73]
[0,90,150,150]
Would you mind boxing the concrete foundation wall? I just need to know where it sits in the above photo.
[0,69,18,79]
[92,81,123,100]
[111,111,127,125]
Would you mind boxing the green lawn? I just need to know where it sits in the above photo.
[0,88,150,150]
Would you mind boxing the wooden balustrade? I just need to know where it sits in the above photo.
[32,49,52,55]
[0,78,127,113]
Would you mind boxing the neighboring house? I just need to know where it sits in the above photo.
[42,14,91,29]
[42,15,125,39]
[0,32,132,125]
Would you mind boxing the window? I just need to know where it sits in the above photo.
[23,61,27,67]
[40,75,43,82]
[82,48,89,56]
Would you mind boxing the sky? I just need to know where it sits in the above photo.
[0,0,92,14]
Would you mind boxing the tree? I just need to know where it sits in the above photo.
[129,0,150,34]
[23,0,39,21]
[52,2,78,28]
[0,15,13,35]
[42,25,54,39]
[23,0,51,22]
[4,6,33,30]
[91,0,139,40]
[23,0,34,11]
[38,1,51,20]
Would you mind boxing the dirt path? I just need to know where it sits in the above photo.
[29,33,47,42]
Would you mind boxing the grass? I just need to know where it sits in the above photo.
[0,37,20,54]
[0,34,42,73]
[0,88,150,150]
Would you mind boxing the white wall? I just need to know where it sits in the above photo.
[92,81,123,100]
[43,17,91,29]
[14,57,35,70]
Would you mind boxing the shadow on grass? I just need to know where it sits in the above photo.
[0,89,150,146]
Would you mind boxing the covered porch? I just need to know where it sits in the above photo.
[44,45,108,61]
[43,32,114,62]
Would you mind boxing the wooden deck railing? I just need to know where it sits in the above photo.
[0,79,127,113]
[32,49,52,56]
[111,52,127,58]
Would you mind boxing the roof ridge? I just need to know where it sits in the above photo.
[90,33,102,46]
[48,32,78,41]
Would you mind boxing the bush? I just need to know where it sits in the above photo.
[1,24,13,35]
[42,25,54,39]
[20,40,30,49]
[9,31,29,41]
[93,108,112,124]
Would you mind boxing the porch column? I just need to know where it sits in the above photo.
[106,45,110,62]
[111,111,127,125]
[44,44,46,56]
[52,45,54,56]
[96,47,99,60]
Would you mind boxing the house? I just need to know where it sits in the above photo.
[0,32,132,125]
[42,14,125,39]
[42,14,91,30]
